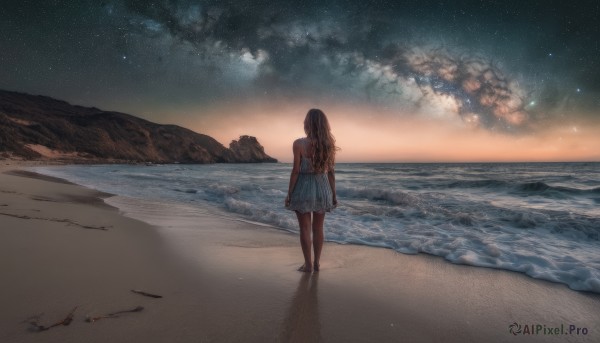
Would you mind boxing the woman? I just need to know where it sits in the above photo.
[285,109,338,273]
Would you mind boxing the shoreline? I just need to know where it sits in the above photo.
[23,161,600,295]
[1,161,599,342]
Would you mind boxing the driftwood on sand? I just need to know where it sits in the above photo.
[85,306,144,323]
[26,289,158,331]
[131,289,163,298]
[28,306,77,332]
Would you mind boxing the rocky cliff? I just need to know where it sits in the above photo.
[229,135,277,163]
[0,90,277,163]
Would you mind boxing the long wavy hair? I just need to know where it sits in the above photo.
[304,109,339,173]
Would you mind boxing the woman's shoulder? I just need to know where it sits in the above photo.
[293,137,308,146]
[293,137,311,158]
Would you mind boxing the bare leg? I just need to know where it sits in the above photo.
[295,211,313,272]
[312,211,325,272]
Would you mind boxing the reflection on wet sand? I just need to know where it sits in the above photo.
[279,273,321,342]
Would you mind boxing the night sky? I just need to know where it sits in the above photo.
[1,1,599,162]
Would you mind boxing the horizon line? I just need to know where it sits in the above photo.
[276,160,600,164]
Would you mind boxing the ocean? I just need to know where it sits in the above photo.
[33,162,600,293]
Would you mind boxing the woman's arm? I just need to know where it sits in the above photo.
[285,140,302,206]
[327,168,337,207]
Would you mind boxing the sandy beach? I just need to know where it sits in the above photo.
[1,160,599,343]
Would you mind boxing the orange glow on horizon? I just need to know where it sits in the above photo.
[162,100,600,163]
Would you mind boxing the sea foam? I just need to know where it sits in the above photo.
[33,162,600,293]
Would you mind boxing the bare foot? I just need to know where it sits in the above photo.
[297,264,312,273]
[313,262,320,272]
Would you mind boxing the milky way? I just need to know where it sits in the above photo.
[1,0,599,133]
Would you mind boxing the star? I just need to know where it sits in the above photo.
[1,0,599,144]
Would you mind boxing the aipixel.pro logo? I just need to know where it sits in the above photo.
[509,322,588,336]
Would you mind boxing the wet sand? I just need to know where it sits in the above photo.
[0,160,598,342]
